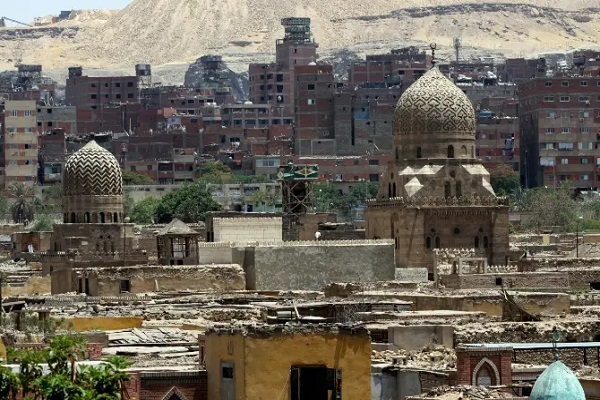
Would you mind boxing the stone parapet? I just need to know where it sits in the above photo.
[366,195,509,208]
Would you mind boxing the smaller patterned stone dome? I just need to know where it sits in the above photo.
[394,67,476,138]
[63,140,123,197]
[530,361,585,400]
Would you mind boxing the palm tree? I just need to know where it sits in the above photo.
[7,182,34,225]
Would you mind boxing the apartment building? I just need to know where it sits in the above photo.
[3,100,38,188]
[519,75,600,188]
[65,67,140,109]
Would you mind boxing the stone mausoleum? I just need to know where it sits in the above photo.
[365,67,509,272]
[47,141,147,291]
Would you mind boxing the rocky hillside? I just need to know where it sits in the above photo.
[1,0,600,83]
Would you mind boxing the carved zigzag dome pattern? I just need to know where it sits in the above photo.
[394,67,476,138]
[63,140,123,196]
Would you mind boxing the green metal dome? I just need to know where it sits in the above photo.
[530,361,585,400]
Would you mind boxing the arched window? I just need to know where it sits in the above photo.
[107,213,113,223]
[114,212,119,223]
[99,212,105,223]
[395,148,399,161]
[444,182,451,198]
[447,145,454,158]
[63,214,68,223]
[103,241,108,253]
[456,181,462,198]
[426,236,432,249]
[71,212,77,223]
[476,366,494,386]
[110,242,115,253]
[91,213,98,223]
[471,358,500,386]
[84,213,90,223]
[461,145,467,157]
[435,236,441,248]
[416,147,422,158]
[474,236,480,248]
[483,236,489,248]
[392,182,397,198]
[388,183,392,198]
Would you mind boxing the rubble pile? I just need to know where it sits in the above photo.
[372,345,456,370]
[416,385,516,399]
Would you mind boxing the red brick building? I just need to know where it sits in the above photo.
[123,370,207,400]
[519,75,600,188]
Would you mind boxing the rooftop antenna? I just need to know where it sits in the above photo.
[430,43,437,68]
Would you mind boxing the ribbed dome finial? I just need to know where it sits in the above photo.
[63,140,123,197]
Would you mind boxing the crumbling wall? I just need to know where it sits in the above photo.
[250,240,395,290]
[440,272,569,290]
[94,264,246,295]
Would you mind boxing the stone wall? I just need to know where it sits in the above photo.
[212,216,282,242]
[251,240,395,290]
[440,272,569,290]
[93,265,246,295]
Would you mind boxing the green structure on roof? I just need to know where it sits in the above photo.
[529,360,585,400]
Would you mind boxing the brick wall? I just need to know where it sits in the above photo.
[86,343,103,361]
[126,370,207,400]
[456,346,512,388]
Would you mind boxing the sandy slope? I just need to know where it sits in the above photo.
[1,0,600,83]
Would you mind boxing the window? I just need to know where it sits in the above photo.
[546,112,556,118]
[307,99,315,105]
[580,111,590,118]
[540,157,555,166]
[130,166,136,172]
[581,174,590,181]
[24,110,32,117]
[545,127,555,134]
[579,96,590,102]
[558,142,573,150]
[581,81,588,86]
[116,94,121,99]
[10,110,18,117]
[307,84,315,90]
[127,82,134,87]
[580,127,590,133]
[115,82,121,87]
[119,280,130,293]
[579,142,593,150]
[561,158,568,165]
[91,94,97,99]
[369,159,379,166]
[543,96,554,102]
[147,165,153,171]
[545,81,552,87]
[559,96,570,102]
[369,173,379,182]
[561,127,571,134]
[562,81,569,87]
[582,158,589,164]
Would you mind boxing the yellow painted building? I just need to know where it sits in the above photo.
[206,325,372,400]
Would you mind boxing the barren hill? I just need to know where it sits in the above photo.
[2,0,600,83]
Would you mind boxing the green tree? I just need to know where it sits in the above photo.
[249,188,279,211]
[7,182,35,224]
[122,170,153,185]
[31,214,55,231]
[155,182,221,223]
[3,334,131,400]
[524,184,578,232]
[490,164,520,197]
[129,197,161,224]
[0,195,8,222]
[196,161,231,178]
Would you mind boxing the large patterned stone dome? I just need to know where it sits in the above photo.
[394,67,476,138]
[63,140,123,197]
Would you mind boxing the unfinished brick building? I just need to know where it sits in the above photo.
[365,67,510,272]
